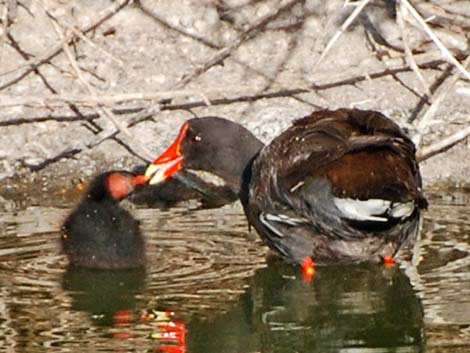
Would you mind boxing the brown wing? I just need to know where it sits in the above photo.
[277,109,421,203]
[244,109,427,264]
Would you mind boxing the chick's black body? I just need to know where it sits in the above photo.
[61,171,145,269]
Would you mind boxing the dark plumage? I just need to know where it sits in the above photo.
[145,116,264,203]
[131,167,240,209]
[145,110,427,265]
[243,109,427,265]
[61,171,146,269]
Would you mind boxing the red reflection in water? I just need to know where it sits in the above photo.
[155,321,187,353]
[110,309,187,353]
[114,309,135,326]
[302,257,315,283]
[158,345,186,353]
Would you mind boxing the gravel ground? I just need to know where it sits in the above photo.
[0,0,469,203]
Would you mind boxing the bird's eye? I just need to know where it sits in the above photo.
[194,135,202,142]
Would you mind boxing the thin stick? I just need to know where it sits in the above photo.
[47,13,155,161]
[174,0,300,89]
[0,2,9,87]
[0,3,8,42]
[413,54,470,146]
[23,104,161,171]
[399,0,470,81]
[315,0,372,66]
[136,2,219,50]
[417,123,470,162]
[62,23,124,66]
[32,0,123,66]
[456,87,470,96]
[0,89,232,107]
[0,56,455,119]
[0,0,130,89]
[396,2,431,97]
[136,2,277,88]
[0,50,455,109]
[49,17,131,137]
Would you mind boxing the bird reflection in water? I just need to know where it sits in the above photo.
[187,261,424,353]
[61,267,187,352]
[253,261,424,353]
[61,267,146,327]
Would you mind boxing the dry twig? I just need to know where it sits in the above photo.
[58,20,124,66]
[41,5,155,163]
[0,6,7,89]
[413,54,470,146]
[396,2,431,97]
[407,64,455,124]
[32,0,123,65]
[136,2,278,89]
[456,87,470,96]
[0,54,457,133]
[315,0,372,66]
[174,0,301,89]
[24,103,162,172]
[399,0,470,81]
[0,0,130,90]
[0,89,242,108]
[48,16,131,137]
[0,51,455,112]
[417,122,470,162]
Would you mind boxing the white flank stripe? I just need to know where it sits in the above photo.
[390,202,415,218]
[259,213,284,238]
[334,198,415,222]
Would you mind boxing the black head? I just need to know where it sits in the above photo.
[145,117,263,190]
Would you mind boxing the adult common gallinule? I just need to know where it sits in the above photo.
[145,110,427,266]
[61,171,147,269]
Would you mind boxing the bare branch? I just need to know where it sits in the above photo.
[174,0,301,89]
[456,87,470,96]
[43,7,155,163]
[396,2,431,97]
[0,3,9,88]
[22,104,162,172]
[399,0,470,81]
[418,122,470,162]
[413,54,470,146]
[135,2,279,90]
[0,89,239,108]
[315,0,372,66]
[48,14,132,137]
[0,52,456,112]
[0,0,130,90]
[60,22,124,67]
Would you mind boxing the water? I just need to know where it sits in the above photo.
[0,189,469,353]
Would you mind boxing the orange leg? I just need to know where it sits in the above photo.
[302,257,315,282]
